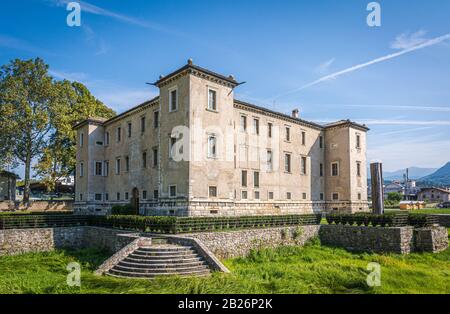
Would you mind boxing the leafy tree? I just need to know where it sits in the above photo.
[387,192,402,202]
[34,80,115,193]
[0,58,55,202]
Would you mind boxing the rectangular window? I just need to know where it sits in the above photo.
[105,132,110,146]
[79,133,84,147]
[169,185,177,198]
[302,193,307,200]
[125,192,129,200]
[116,127,121,142]
[79,193,83,201]
[125,156,130,172]
[268,123,273,138]
[95,161,103,176]
[253,118,259,135]
[153,190,159,199]
[267,150,273,171]
[241,170,247,187]
[207,135,217,158]
[253,171,260,188]
[169,88,178,112]
[240,115,247,132]
[116,158,121,174]
[95,193,102,201]
[320,193,324,201]
[285,153,291,173]
[357,162,361,177]
[301,157,307,175]
[285,127,290,142]
[356,134,361,149]
[153,148,158,167]
[141,116,146,133]
[241,190,248,200]
[142,152,147,168]
[268,191,274,200]
[116,192,120,201]
[287,192,292,200]
[208,89,217,111]
[143,190,147,200]
[319,135,323,149]
[209,186,217,198]
[320,163,323,177]
[254,191,260,200]
[79,162,84,177]
[358,193,362,200]
[105,193,109,201]
[301,131,306,145]
[331,162,339,177]
[153,111,159,128]
[127,122,132,137]
[332,193,339,201]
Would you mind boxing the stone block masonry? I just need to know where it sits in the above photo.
[183,225,321,259]
[320,225,414,254]
[0,227,135,256]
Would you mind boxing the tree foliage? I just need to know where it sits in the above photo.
[0,58,116,199]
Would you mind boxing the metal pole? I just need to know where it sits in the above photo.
[370,162,384,214]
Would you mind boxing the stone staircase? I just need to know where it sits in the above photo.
[106,238,211,279]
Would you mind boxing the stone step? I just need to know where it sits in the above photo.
[118,260,207,269]
[108,268,211,278]
[107,269,210,279]
[137,246,194,252]
[129,252,199,259]
[123,256,204,264]
[113,264,209,273]
[150,238,170,245]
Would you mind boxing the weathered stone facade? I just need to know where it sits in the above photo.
[414,226,449,253]
[73,61,370,217]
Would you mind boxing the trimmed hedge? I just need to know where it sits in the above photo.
[325,213,438,228]
[89,214,322,234]
[111,205,136,216]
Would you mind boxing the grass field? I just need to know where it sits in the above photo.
[1,230,449,294]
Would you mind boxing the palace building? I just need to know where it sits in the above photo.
[74,60,369,216]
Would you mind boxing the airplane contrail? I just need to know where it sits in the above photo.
[274,33,450,99]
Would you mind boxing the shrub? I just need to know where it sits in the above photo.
[111,205,136,216]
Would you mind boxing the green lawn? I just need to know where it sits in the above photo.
[1,231,449,294]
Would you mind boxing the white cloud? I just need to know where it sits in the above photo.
[273,32,450,98]
[391,30,428,50]
[343,104,450,112]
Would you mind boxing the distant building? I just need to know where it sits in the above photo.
[57,175,75,186]
[0,170,19,201]
[384,179,420,200]
[417,187,450,203]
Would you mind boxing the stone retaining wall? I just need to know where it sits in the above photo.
[0,227,134,256]
[320,225,414,254]
[183,225,321,259]
[432,214,450,227]
[414,226,449,253]
[0,200,73,212]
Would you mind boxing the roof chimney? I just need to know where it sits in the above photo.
[187,58,193,65]
[292,109,299,119]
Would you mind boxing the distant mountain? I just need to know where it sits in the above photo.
[419,162,450,186]
[368,167,437,180]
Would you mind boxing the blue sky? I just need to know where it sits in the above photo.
[1,0,450,175]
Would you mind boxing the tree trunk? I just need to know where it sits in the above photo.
[23,151,31,203]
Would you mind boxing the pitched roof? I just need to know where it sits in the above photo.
[153,60,238,87]
[0,170,19,179]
